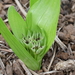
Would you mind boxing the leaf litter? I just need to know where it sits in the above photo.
[0,0,75,75]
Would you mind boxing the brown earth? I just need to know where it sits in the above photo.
[0,0,75,75]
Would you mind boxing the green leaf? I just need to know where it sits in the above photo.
[8,6,27,40]
[30,0,38,7]
[0,18,40,70]
[26,0,60,59]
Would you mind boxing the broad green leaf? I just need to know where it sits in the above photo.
[0,18,40,70]
[8,6,27,40]
[26,0,60,59]
[30,0,38,7]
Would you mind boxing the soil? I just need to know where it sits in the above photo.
[0,0,75,75]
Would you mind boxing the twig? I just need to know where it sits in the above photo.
[68,44,72,55]
[4,5,12,9]
[18,59,32,75]
[42,66,50,75]
[13,60,25,75]
[39,70,60,75]
[6,62,13,75]
[14,0,27,17]
[23,1,29,11]
[55,36,67,50]
[7,53,13,61]
[0,41,4,43]
[0,58,7,75]
[57,23,65,33]
[0,49,13,52]
[4,19,8,22]
[29,69,38,75]
[0,44,9,49]
[48,44,56,70]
